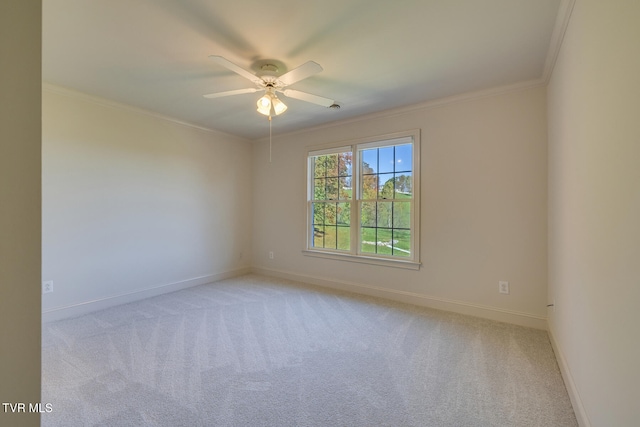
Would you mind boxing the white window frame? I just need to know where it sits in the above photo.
[303,129,421,270]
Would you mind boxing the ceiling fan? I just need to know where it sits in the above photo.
[203,55,335,117]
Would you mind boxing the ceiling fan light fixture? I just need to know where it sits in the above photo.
[256,94,272,116]
[271,95,287,115]
[256,91,287,116]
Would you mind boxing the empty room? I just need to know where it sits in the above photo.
[1,0,638,426]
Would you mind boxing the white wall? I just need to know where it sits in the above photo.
[252,86,548,328]
[0,1,42,426]
[547,0,640,425]
[42,87,253,320]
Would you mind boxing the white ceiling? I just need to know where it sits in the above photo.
[43,0,564,140]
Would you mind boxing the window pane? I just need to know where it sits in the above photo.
[377,228,393,255]
[395,173,412,197]
[359,199,413,257]
[311,201,350,252]
[313,155,326,178]
[361,201,377,227]
[378,173,395,199]
[361,227,377,254]
[337,226,350,250]
[393,201,411,229]
[339,177,352,200]
[395,144,412,173]
[377,202,393,228]
[326,154,339,177]
[336,202,350,225]
[378,146,394,173]
[313,225,325,248]
[338,152,352,177]
[324,225,337,249]
[312,151,352,202]
[312,202,325,225]
[361,149,377,174]
[325,203,337,225]
[393,229,411,257]
[361,174,378,200]
[314,178,326,200]
[326,178,338,200]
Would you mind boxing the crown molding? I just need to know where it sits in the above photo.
[42,82,250,142]
[254,0,576,143]
[253,77,546,143]
[45,0,575,145]
[542,0,577,83]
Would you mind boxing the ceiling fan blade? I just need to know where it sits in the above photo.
[282,89,334,107]
[208,55,263,85]
[203,87,260,99]
[278,61,323,86]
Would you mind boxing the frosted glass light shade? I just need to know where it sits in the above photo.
[256,95,272,115]
[272,96,287,115]
[256,92,287,116]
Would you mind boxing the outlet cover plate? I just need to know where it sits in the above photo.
[499,281,509,294]
[43,280,54,294]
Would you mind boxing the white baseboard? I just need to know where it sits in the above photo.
[548,325,591,427]
[251,267,547,330]
[42,268,250,322]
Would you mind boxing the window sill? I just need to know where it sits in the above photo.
[302,249,421,270]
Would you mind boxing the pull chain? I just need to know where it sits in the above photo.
[269,115,272,163]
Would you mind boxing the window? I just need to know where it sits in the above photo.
[305,130,420,269]
[310,149,353,251]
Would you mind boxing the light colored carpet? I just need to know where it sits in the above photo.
[42,274,577,426]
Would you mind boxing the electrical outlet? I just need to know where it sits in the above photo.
[269,251,274,260]
[42,280,54,294]
[498,281,509,294]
